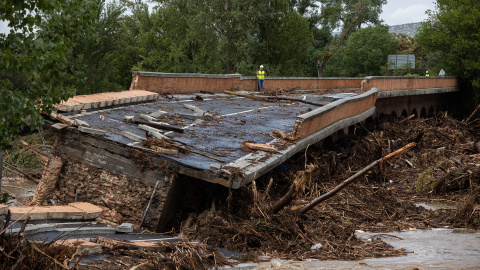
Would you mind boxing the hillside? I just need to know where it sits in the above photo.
[389,22,422,36]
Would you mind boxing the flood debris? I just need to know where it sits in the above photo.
[298,141,418,214]
[2,111,479,269]
[241,141,278,153]
[135,120,184,133]
[85,239,232,270]
[5,86,478,268]
[123,115,134,123]
[49,112,77,127]
[175,112,480,264]
[224,90,325,107]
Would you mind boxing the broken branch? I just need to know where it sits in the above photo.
[263,178,274,200]
[4,161,40,184]
[272,130,296,141]
[242,141,278,153]
[271,165,315,213]
[270,182,296,213]
[399,114,415,123]
[20,140,49,164]
[223,90,268,102]
[466,104,480,124]
[298,142,417,214]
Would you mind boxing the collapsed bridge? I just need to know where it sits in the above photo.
[43,73,458,232]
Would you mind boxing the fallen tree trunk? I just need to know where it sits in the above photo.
[270,182,296,213]
[270,164,316,213]
[298,142,417,214]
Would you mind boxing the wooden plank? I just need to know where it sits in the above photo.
[242,142,278,152]
[133,120,184,133]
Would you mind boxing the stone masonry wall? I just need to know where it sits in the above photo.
[52,160,169,227]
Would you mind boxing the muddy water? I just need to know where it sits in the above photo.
[254,228,480,270]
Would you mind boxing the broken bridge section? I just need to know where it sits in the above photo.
[45,74,459,230]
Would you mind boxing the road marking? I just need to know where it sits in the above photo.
[222,106,273,117]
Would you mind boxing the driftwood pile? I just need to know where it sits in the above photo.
[180,112,480,261]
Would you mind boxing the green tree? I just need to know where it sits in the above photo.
[416,0,480,86]
[382,33,420,76]
[132,0,313,76]
[315,0,387,77]
[323,25,397,77]
[342,25,397,76]
[67,0,126,94]
[0,0,97,150]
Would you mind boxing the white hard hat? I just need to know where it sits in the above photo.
[260,65,264,68]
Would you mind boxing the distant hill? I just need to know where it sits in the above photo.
[330,22,422,37]
[389,22,422,37]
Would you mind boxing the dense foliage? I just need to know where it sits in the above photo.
[416,0,480,108]
[6,0,480,150]
[0,0,97,150]
[66,0,395,96]
[417,0,480,83]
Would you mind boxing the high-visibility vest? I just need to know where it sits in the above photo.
[257,70,265,80]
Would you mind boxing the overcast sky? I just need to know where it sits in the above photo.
[0,0,437,34]
[381,0,436,25]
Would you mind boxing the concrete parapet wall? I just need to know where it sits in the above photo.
[292,89,379,140]
[236,76,363,92]
[131,72,242,94]
[130,72,458,94]
[362,76,458,92]
[130,71,364,93]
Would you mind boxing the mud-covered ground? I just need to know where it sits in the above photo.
[2,112,480,269]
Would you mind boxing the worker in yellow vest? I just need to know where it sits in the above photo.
[256,65,266,91]
[426,70,430,76]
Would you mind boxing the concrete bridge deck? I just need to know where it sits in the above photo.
[54,90,374,189]
[44,74,459,231]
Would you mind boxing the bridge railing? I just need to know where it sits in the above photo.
[362,76,458,92]
[130,71,364,93]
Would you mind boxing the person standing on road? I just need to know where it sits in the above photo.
[256,65,266,92]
